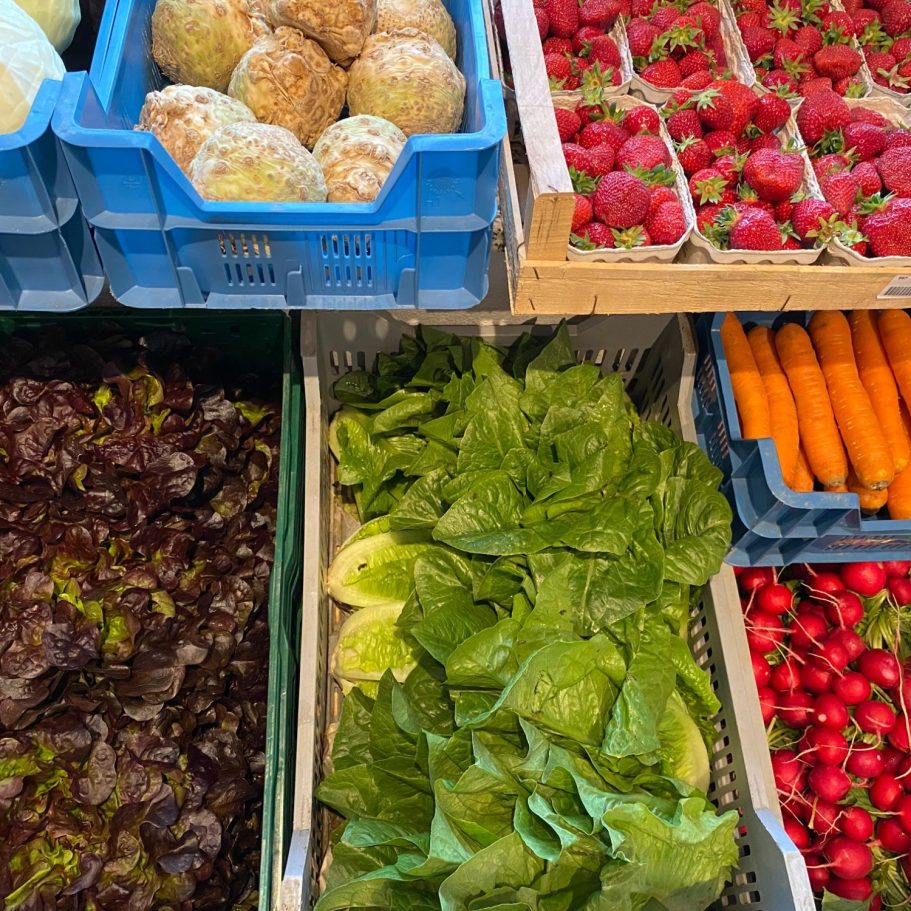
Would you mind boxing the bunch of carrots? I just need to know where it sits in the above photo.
[721,310,911,520]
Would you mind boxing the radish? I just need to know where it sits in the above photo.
[783,816,810,850]
[833,671,871,705]
[781,792,810,821]
[877,817,911,852]
[791,612,828,651]
[740,567,776,592]
[752,652,772,688]
[855,699,897,736]
[883,560,911,577]
[800,727,848,766]
[826,875,872,901]
[870,772,903,811]
[809,765,851,803]
[888,574,911,606]
[813,694,849,730]
[800,662,833,695]
[771,750,805,792]
[804,853,830,891]
[779,690,814,728]
[771,658,803,692]
[811,638,849,673]
[808,798,842,836]
[839,805,873,842]
[894,666,911,709]
[840,561,887,597]
[758,686,777,725]
[757,583,793,615]
[858,649,901,689]
[888,715,910,751]
[897,794,911,835]
[824,591,864,628]
[746,609,786,654]
[881,746,903,774]
[846,744,885,780]
[829,628,866,662]
[806,572,846,600]
[823,837,874,879]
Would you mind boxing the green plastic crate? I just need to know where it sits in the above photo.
[0,308,304,911]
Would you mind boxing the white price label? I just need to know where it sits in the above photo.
[878,275,911,299]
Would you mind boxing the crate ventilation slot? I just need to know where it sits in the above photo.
[218,233,276,287]
[320,233,375,290]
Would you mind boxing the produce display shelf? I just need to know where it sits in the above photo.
[694,310,911,566]
[0,79,103,311]
[51,0,506,311]
[0,309,304,910]
[494,0,911,316]
[278,310,812,911]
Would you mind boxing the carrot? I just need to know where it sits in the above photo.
[747,325,799,487]
[790,445,815,493]
[879,309,911,413]
[775,321,848,488]
[808,311,894,491]
[850,310,910,474]
[847,470,889,514]
[720,313,771,441]
[825,482,849,493]
[889,405,911,520]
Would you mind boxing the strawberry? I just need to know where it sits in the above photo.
[743,148,805,200]
[573,25,605,53]
[851,106,890,127]
[555,107,583,142]
[714,152,742,185]
[593,171,651,225]
[753,92,791,133]
[799,77,835,97]
[651,4,681,31]
[623,106,661,134]
[545,53,575,88]
[867,51,899,82]
[613,225,652,248]
[547,0,580,37]
[885,130,911,150]
[587,143,619,175]
[877,146,911,196]
[689,166,730,203]
[813,152,852,180]
[796,89,851,143]
[563,142,590,172]
[535,6,550,38]
[814,46,863,81]
[751,133,781,151]
[737,11,764,30]
[682,70,716,88]
[616,133,671,169]
[718,81,761,135]
[696,202,725,231]
[762,69,799,92]
[834,75,865,94]
[588,35,622,69]
[865,198,911,255]
[627,19,661,56]
[742,25,778,60]
[821,10,855,35]
[852,8,881,34]
[676,136,714,173]
[882,0,911,35]
[842,121,887,160]
[641,59,683,86]
[580,0,622,28]
[579,119,629,149]
[666,108,704,140]
[821,170,861,214]
[680,49,714,76]
[572,221,615,248]
[729,207,785,249]
[791,198,839,242]
[543,36,574,54]
[572,194,594,231]
[773,37,807,70]
[853,159,882,196]
[647,184,678,216]
[695,89,734,130]
[775,198,794,222]
[704,129,739,154]
[891,36,911,58]
[690,1,722,36]
[647,199,688,243]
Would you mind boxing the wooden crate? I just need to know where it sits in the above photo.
[494,0,911,314]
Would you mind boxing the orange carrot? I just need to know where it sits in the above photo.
[790,445,815,493]
[880,310,911,413]
[809,311,894,491]
[775,321,848,488]
[748,325,799,487]
[847,470,889,514]
[720,313,772,441]
[826,482,849,493]
[889,405,911,520]
[850,310,910,474]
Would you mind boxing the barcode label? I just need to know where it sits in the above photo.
[878,275,911,299]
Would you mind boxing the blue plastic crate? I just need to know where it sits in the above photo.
[51,0,506,310]
[693,311,911,566]
[0,79,103,310]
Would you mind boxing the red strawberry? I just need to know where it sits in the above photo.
[676,136,714,173]
[704,129,739,154]
[680,49,714,76]
[563,142,589,172]
[843,121,887,160]
[641,59,683,87]
[630,0,654,15]
[799,77,835,97]
[867,51,899,83]
[651,4,681,31]
[814,45,862,81]
[588,35,622,69]
[555,107,583,142]
[796,89,851,143]
[834,75,865,95]
[718,81,761,135]
[580,0,622,28]
[821,170,861,215]
[878,146,911,196]
[545,53,575,87]
[791,198,839,242]
[882,0,911,35]
[547,0,580,37]
[892,36,911,58]
[813,152,852,180]
[794,16,822,45]
[647,199,688,243]
[714,152,741,185]
[573,221,615,248]
[753,92,791,133]
[885,130,911,150]
[774,198,794,222]
[573,25,605,53]
[865,198,911,255]
[689,166,730,203]
[535,6,550,38]
[627,19,661,56]
[737,11,764,29]
[762,69,799,92]
[572,193,594,231]
[750,133,781,151]
[689,0,721,37]
[616,133,672,169]
[773,38,806,69]
[821,10,855,35]
[695,89,734,130]
[593,171,651,226]
[742,25,777,61]
[681,70,715,88]
[729,207,785,249]
[853,159,882,196]
[696,202,725,231]
[743,148,805,200]
[852,8,881,34]
[708,32,728,66]
[623,106,661,134]
[647,184,678,216]
[851,106,890,127]
[579,119,629,149]
[587,143,618,175]
[543,36,574,54]
[666,108,704,141]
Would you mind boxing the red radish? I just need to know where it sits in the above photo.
[806,572,845,600]
[800,727,848,766]
[833,671,871,705]
[800,662,833,695]
[883,560,911,577]
[808,798,842,836]
[740,567,776,592]
[889,715,910,751]
[757,583,793,615]
[897,794,911,835]
[903,854,911,882]
[811,639,849,673]
[829,628,866,662]
[881,746,903,774]
[772,750,805,791]
[781,792,810,821]
[791,612,828,651]
[809,765,851,802]
[826,875,872,901]
[855,699,897,736]
[839,805,874,842]
[746,609,786,653]
[859,649,901,689]
[824,591,864,628]
[840,562,887,597]
[893,667,911,709]
[813,694,849,730]
[771,659,803,693]
[889,575,911,605]
[846,744,885,779]
[823,837,874,879]
[877,816,911,852]
[871,772,903,811]
[752,652,772,688]
[779,690,814,728]
[783,816,810,850]
[758,686,777,725]
[804,853,830,891]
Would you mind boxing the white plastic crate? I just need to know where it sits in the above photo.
[280,312,814,911]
